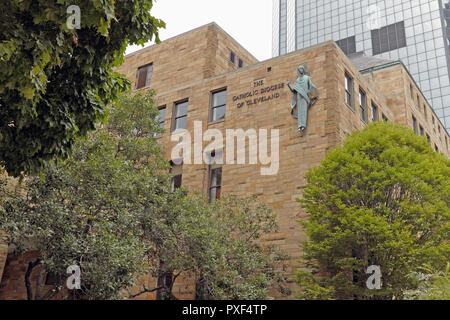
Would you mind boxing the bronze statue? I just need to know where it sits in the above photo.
[287,65,319,132]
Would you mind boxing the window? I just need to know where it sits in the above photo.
[136,64,153,89]
[371,21,406,55]
[410,84,414,99]
[359,89,368,122]
[426,134,431,145]
[419,125,424,136]
[210,89,227,122]
[416,95,420,110]
[382,113,388,122]
[412,115,418,135]
[435,144,439,153]
[170,162,182,192]
[336,36,356,55]
[432,116,436,133]
[155,106,166,137]
[345,72,354,108]
[424,105,428,120]
[371,102,379,122]
[238,58,243,68]
[438,126,442,140]
[229,50,235,65]
[208,150,222,202]
[172,100,188,132]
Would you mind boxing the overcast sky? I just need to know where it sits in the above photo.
[125,0,273,61]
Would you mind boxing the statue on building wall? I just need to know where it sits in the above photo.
[287,65,319,132]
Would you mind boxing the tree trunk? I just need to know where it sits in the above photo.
[156,260,177,300]
[24,258,42,300]
[195,275,210,300]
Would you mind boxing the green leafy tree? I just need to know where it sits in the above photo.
[403,263,450,300]
[0,91,168,300]
[0,0,164,176]
[133,193,291,300]
[296,122,450,300]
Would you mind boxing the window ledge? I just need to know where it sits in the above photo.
[208,119,226,126]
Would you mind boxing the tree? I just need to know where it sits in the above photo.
[296,122,450,300]
[134,192,291,300]
[0,0,164,176]
[0,91,168,299]
[403,263,450,300]
[197,196,291,300]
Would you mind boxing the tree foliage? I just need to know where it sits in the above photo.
[0,0,164,176]
[296,122,450,300]
[139,193,290,300]
[0,91,168,299]
[403,263,450,300]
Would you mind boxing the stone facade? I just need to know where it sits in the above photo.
[1,22,448,300]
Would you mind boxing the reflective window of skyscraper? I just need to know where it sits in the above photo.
[273,0,450,132]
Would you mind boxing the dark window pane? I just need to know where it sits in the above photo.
[372,30,380,55]
[211,90,226,122]
[213,105,226,121]
[172,174,182,191]
[397,35,407,48]
[336,36,356,55]
[213,90,227,107]
[372,21,406,54]
[388,24,397,50]
[340,39,348,54]
[176,102,188,117]
[348,37,356,54]
[145,65,153,87]
[210,187,221,201]
[211,168,222,187]
[155,107,166,136]
[359,89,367,122]
[412,116,418,134]
[136,65,149,89]
[209,166,222,202]
[345,73,354,108]
[380,26,389,53]
[175,117,187,130]
[230,50,235,64]
[396,22,406,43]
[372,103,379,121]
[238,59,243,68]
[157,108,166,122]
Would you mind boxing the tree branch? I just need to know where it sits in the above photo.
[128,284,163,299]
[42,285,62,300]
[25,258,42,300]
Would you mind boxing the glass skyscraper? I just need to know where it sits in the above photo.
[272,0,450,131]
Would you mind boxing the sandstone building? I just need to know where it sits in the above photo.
[0,23,448,299]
